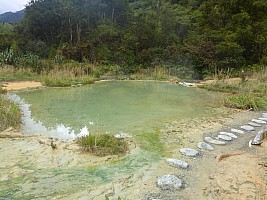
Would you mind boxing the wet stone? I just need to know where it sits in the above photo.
[197,142,214,151]
[240,125,255,131]
[252,119,266,124]
[165,158,189,169]
[231,128,244,134]
[157,175,183,190]
[248,122,261,127]
[218,135,232,141]
[179,148,199,157]
[219,131,237,139]
[259,118,267,121]
[204,137,226,145]
[114,133,131,139]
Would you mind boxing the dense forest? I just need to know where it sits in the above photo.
[0,0,267,78]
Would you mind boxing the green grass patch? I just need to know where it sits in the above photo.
[134,130,164,156]
[224,94,267,111]
[0,65,39,81]
[77,134,128,156]
[41,66,95,87]
[0,95,21,131]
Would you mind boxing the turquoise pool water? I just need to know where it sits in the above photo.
[16,81,217,138]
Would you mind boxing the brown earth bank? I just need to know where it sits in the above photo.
[1,81,43,91]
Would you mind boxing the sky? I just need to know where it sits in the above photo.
[0,0,29,14]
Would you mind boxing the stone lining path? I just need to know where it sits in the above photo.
[157,112,267,191]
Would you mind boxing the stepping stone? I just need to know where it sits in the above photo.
[240,125,255,131]
[114,133,131,139]
[248,122,261,127]
[262,113,267,117]
[197,142,214,151]
[204,137,226,145]
[231,128,244,134]
[259,118,267,121]
[157,175,183,189]
[179,148,199,157]
[218,135,232,141]
[219,131,237,139]
[165,158,189,169]
[251,119,266,124]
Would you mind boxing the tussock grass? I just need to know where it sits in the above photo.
[41,65,94,87]
[0,95,21,131]
[0,65,39,81]
[77,134,128,156]
[202,67,267,111]
[129,66,171,80]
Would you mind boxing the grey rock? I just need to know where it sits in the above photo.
[114,133,131,139]
[259,118,267,121]
[157,175,183,190]
[240,125,255,131]
[248,122,261,127]
[262,113,267,118]
[231,128,244,134]
[179,148,199,157]
[197,142,215,151]
[165,158,189,169]
[204,137,226,145]
[219,131,238,139]
[252,119,266,124]
[218,135,232,141]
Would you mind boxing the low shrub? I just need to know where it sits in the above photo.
[77,134,128,156]
[0,96,21,131]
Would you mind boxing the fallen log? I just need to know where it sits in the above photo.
[251,129,266,145]
[216,151,245,162]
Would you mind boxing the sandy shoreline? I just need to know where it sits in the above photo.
[0,81,266,199]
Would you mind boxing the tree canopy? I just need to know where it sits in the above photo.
[1,0,266,77]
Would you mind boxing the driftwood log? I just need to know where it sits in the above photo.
[251,129,267,145]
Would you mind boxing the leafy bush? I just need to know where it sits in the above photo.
[78,134,128,156]
[0,96,21,131]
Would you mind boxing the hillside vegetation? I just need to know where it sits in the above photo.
[0,0,266,79]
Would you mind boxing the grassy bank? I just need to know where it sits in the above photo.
[0,87,21,131]
[200,67,267,111]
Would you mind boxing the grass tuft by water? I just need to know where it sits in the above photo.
[77,134,128,156]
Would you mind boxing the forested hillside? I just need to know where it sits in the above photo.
[0,10,25,23]
[1,0,266,78]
